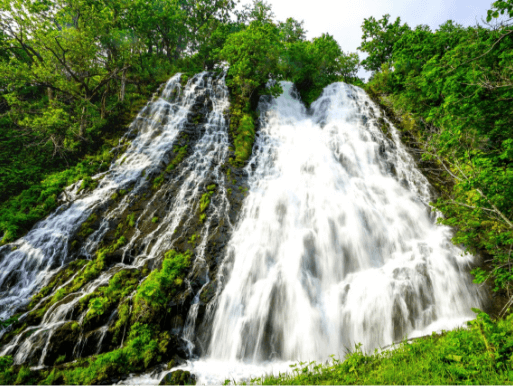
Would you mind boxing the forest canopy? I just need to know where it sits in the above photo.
[0,0,360,244]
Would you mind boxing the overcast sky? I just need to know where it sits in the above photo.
[243,0,496,79]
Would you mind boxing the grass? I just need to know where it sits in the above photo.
[245,310,513,385]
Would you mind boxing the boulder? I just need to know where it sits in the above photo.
[159,370,196,385]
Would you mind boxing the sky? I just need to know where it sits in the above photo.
[242,0,496,79]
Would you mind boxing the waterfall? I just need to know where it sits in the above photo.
[0,73,486,384]
[0,72,232,366]
[196,81,484,376]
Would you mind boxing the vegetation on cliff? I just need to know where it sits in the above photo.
[360,0,513,312]
[1,0,513,384]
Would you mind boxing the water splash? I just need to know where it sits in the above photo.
[207,81,484,364]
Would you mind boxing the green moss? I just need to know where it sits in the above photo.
[78,176,99,192]
[27,259,87,310]
[47,323,163,384]
[188,234,199,247]
[112,300,131,344]
[152,174,165,189]
[80,269,139,328]
[165,144,188,173]
[199,185,216,222]
[14,366,31,385]
[27,237,127,323]
[114,222,124,238]
[132,249,190,323]
[76,212,98,239]
[151,216,159,223]
[233,114,255,165]
[126,213,136,227]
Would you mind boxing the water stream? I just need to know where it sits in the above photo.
[0,76,485,384]
[167,81,484,384]
[0,71,232,366]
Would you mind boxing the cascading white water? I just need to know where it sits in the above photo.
[0,72,232,365]
[164,81,485,384]
[0,72,185,321]
[0,72,487,384]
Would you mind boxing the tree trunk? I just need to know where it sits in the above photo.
[101,82,110,119]
[119,69,126,102]
[47,87,53,101]
[79,105,86,137]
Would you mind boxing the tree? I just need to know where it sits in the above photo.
[218,20,283,99]
[278,18,307,43]
[359,14,411,73]
[487,0,513,22]
[283,33,360,105]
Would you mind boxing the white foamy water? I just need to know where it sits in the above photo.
[121,360,295,385]
[199,82,484,378]
[0,72,232,365]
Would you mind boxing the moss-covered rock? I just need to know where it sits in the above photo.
[159,370,196,385]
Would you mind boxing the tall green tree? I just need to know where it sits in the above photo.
[359,14,411,73]
[283,34,360,105]
[218,20,283,100]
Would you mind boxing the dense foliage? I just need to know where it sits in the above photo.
[0,0,236,244]
[0,0,361,242]
[361,1,513,312]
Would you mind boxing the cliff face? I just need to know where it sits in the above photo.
[0,75,488,385]
[0,72,253,383]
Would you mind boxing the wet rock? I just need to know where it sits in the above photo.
[159,370,196,385]
[167,356,187,369]
[199,280,217,304]
[43,321,79,366]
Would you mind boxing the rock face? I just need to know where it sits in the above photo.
[159,370,196,385]
[0,71,250,377]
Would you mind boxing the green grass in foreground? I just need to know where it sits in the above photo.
[0,310,513,386]
[244,310,513,385]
